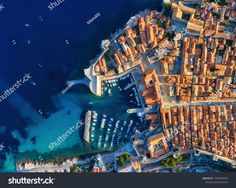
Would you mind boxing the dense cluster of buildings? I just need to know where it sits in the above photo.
[141,2,235,166]
[146,1,236,165]
[166,1,236,103]
[160,104,236,160]
[85,0,236,171]
[172,1,236,37]
[93,10,172,76]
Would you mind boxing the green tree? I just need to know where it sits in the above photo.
[123,153,130,161]
[163,3,172,17]
[164,162,169,168]
[118,157,125,167]
[177,156,183,163]
[171,158,177,166]
[70,165,79,173]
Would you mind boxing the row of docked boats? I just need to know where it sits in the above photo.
[132,87,141,106]
[119,73,131,81]
[89,111,136,150]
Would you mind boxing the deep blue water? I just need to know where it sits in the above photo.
[0,0,162,171]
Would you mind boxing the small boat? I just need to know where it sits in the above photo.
[100,119,106,129]
[92,114,97,119]
[98,142,101,148]
[115,121,119,129]
[38,16,44,21]
[38,62,43,68]
[103,143,107,149]
[65,40,70,45]
[12,40,17,45]
[105,135,109,142]
[30,81,36,86]
[93,119,97,123]
[110,142,113,148]
[38,109,43,115]
[108,89,112,96]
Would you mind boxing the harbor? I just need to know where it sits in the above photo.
[102,73,142,108]
[83,73,149,151]
[83,110,146,151]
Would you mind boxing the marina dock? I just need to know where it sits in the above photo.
[83,111,92,143]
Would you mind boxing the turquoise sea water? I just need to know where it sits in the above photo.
[0,0,162,171]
